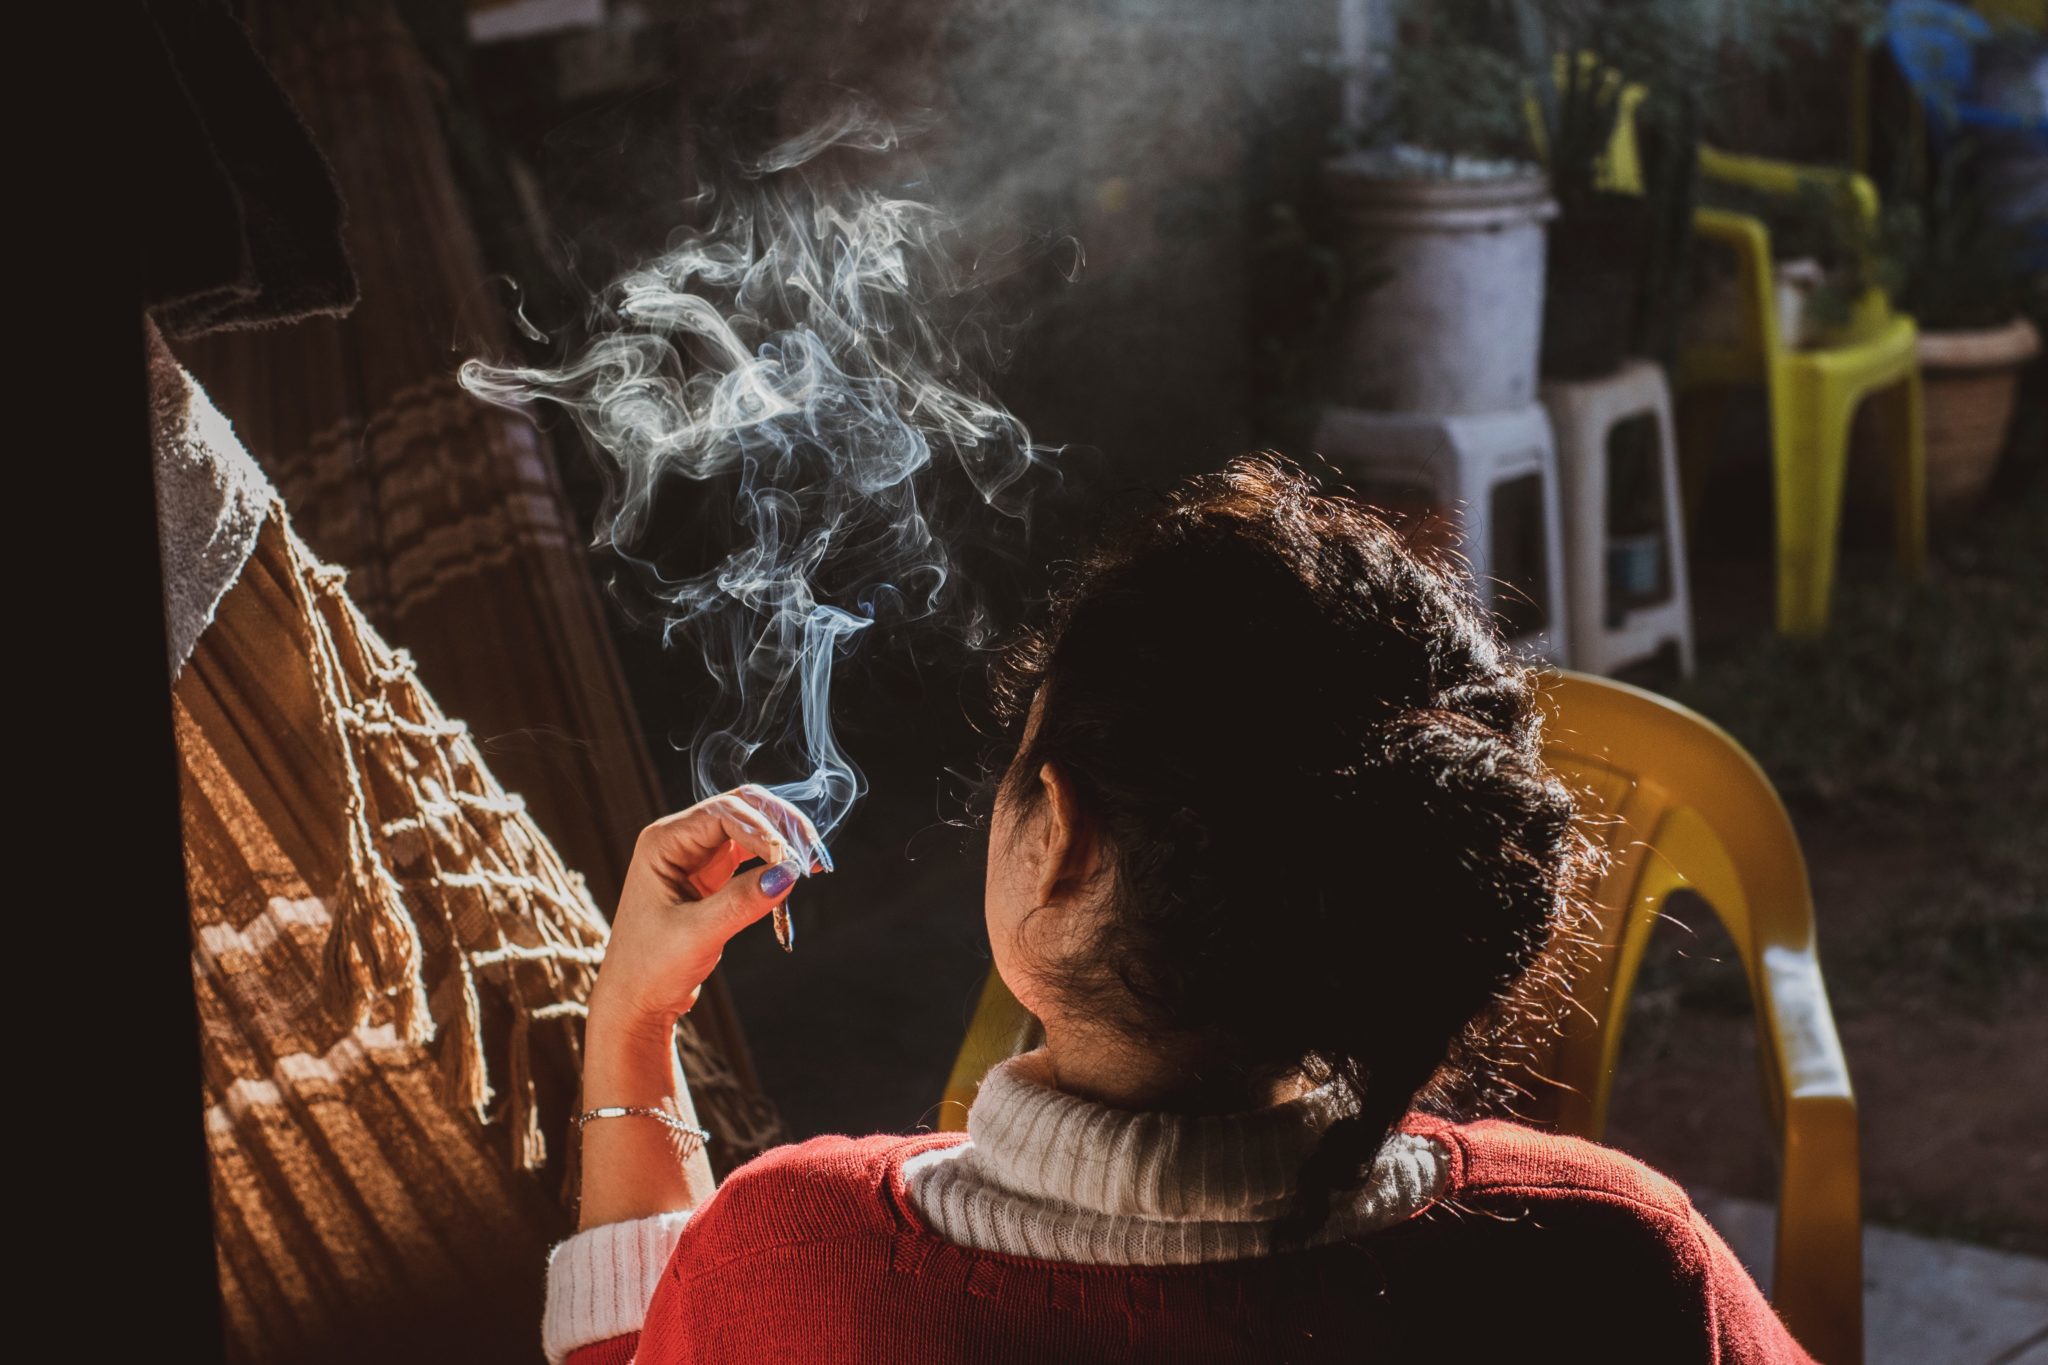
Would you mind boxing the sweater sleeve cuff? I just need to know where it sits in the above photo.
[542,1209,694,1365]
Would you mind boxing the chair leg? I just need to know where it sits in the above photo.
[1889,367,1928,576]
[1770,383,1854,637]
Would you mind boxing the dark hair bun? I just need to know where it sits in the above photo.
[993,454,1597,1238]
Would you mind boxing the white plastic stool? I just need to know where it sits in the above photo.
[1540,359,1696,678]
[1312,402,1570,664]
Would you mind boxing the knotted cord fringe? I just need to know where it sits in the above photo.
[280,504,616,1169]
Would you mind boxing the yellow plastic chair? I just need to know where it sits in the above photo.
[1678,147,1927,637]
[938,969,1041,1133]
[937,670,1862,1365]
[1528,670,1862,1364]
[1566,66,1927,636]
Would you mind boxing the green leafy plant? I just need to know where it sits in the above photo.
[1348,0,1878,371]
[1351,0,1875,175]
[1892,134,2032,332]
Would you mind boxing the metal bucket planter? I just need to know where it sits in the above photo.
[1325,155,1557,416]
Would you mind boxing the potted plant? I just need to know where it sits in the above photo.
[1324,5,1558,415]
[1330,0,1838,403]
[1517,8,1710,382]
[1748,130,2040,515]
[1520,0,1867,377]
[1890,135,2041,514]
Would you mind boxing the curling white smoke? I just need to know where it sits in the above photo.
[460,109,1045,866]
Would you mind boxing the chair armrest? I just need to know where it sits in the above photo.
[1758,942,1863,1365]
[1698,144,1883,233]
[1697,148,1896,337]
[1689,205,1783,361]
[1756,941,1851,1101]
[1693,205,1775,277]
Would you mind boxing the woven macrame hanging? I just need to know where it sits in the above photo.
[172,0,780,1183]
[160,343,760,1364]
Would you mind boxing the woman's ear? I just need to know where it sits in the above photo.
[1036,761,1099,903]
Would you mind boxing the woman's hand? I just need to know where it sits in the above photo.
[573,788,826,1230]
[587,786,826,1035]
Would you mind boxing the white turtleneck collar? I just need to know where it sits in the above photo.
[900,1049,1448,1265]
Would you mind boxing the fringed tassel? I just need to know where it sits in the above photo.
[292,519,436,1048]
[282,508,641,1183]
[321,801,435,1045]
[505,1009,547,1172]
[438,957,493,1122]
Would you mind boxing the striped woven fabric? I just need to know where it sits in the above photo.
[177,492,771,1364]
[147,316,764,1361]
[173,0,780,1174]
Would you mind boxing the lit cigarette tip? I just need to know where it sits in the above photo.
[772,904,794,953]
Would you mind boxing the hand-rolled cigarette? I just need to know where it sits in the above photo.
[772,903,795,953]
[764,836,830,954]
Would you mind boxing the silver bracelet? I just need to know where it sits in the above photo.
[574,1105,713,1156]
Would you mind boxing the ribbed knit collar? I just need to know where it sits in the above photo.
[961,1048,1438,1226]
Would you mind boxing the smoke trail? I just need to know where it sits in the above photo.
[460,106,1046,865]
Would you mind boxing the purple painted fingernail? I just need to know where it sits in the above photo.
[760,859,800,898]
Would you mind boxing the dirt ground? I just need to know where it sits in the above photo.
[1606,853,2048,1258]
[1604,425,2047,1257]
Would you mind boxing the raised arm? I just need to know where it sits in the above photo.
[545,788,827,1365]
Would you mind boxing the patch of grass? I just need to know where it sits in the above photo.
[1669,477,2048,1010]
[1674,482,2048,813]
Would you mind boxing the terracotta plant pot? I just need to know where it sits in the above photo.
[1917,316,2041,515]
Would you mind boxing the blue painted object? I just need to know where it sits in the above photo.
[1887,0,2048,269]
[1885,0,2048,140]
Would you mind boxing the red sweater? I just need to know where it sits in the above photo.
[566,1115,1815,1364]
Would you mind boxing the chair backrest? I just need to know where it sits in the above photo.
[1523,673,1832,1132]
[1587,59,1898,373]
[937,965,1039,1133]
[937,669,1862,1362]
[1527,671,1863,1364]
